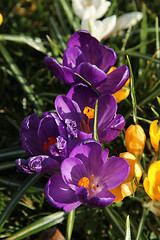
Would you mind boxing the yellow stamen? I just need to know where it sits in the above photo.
[78,177,90,188]
[83,106,94,119]
[78,174,95,190]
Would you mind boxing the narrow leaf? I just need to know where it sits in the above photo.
[125,215,131,240]
[93,100,99,142]
[5,211,65,240]
[0,174,41,229]
[66,209,75,240]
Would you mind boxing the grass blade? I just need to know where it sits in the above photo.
[0,174,41,229]
[0,34,47,54]
[126,55,137,124]
[5,211,65,240]
[125,215,131,240]
[93,100,99,142]
[0,43,43,114]
[66,209,75,240]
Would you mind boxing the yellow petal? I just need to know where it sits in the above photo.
[143,161,160,201]
[149,120,160,152]
[0,13,3,26]
[125,124,146,160]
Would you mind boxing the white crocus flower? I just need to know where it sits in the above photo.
[81,15,117,41]
[81,12,143,41]
[113,12,143,34]
[72,0,111,20]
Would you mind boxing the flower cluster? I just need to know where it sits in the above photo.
[16,30,135,212]
[72,0,143,41]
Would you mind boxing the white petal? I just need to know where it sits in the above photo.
[116,12,143,31]
[72,0,111,20]
[81,15,117,41]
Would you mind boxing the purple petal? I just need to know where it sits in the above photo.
[20,114,42,156]
[67,31,100,63]
[87,189,115,208]
[44,174,80,211]
[98,114,125,143]
[69,140,103,176]
[97,65,129,94]
[101,149,110,164]
[97,94,117,131]
[44,56,74,84]
[38,113,59,150]
[75,62,108,87]
[61,157,87,189]
[66,83,98,113]
[55,95,82,124]
[28,155,60,174]
[15,158,34,174]
[96,45,117,73]
[75,186,88,203]
[99,156,130,189]
[63,46,86,70]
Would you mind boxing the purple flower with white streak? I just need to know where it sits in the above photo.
[55,83,125,143]
[44,140,130,212]
[45,30,129,95]
[15,112,71,174]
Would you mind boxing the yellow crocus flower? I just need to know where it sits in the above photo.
[143,161,160,202]
[110,152,142,202]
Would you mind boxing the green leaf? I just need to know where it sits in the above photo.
[0,43,43,114]
[125,215,131,240]
[5,211,65,240]
[0,174,41,229]
[93,100,99,142]
[126,55,137,124]
[0,34,47,54]
[66,209,75,240]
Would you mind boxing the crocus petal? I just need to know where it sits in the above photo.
[81,15,116,41]
[69,140,103,176]
[97,65,129,94]
[87,188,115,207]
[44,174,81,211]
[97,94,117,130]
[66,83,98,113]
[63,46,86,70]
[61,157,87,189]
[99,156,130,189]
[38,113,59,150]
[20,113,42,156]
[15,158,34,174]
[98,114,125,143]
[44,56,74,84]
[75,62,108,87]
[28,155,60,174]
[116,12,143,31]
[55,95,84,129]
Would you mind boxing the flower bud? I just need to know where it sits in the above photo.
[125,124,146,160]
[110,152,142,202]
[149,120,160,152]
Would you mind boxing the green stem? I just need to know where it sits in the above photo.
[93,100,99,142]
[66,209,75,240]
[135,206,150,240]
[126,55,137,124]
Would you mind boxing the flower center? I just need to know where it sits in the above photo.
[80,106,94,134]
[43,137,57,151]
[84,1,93,7]
[78,174,95,189]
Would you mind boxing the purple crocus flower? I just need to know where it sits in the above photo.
[45,30,129,95]
[55,83,125,143]
[15,112,70,174]
[44,140,130,212]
